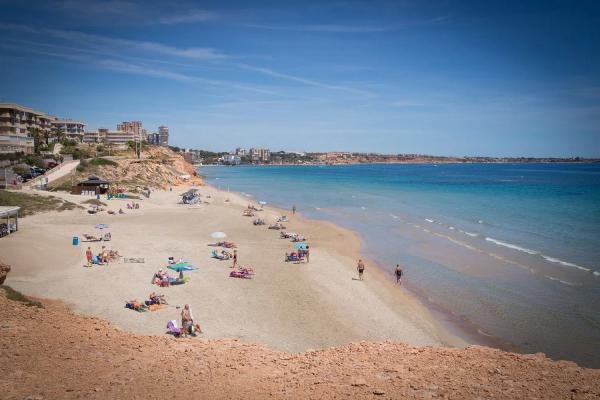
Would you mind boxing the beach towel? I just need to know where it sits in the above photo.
[167,320,182,336]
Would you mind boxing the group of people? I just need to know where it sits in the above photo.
[85,245,120,267]
[356,259,403,285]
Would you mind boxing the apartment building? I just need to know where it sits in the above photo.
[158,125,169,146]
[51,119,86,142]
[0,102,51,154]
[83,128,137,146]
[249,147,271,163]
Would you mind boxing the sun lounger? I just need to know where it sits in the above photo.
[82,234,102,242]
[123,257,145,263]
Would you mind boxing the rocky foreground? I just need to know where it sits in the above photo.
[0,292,598,399]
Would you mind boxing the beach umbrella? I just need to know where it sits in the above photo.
[95,223,109,229]
[168,263,198,272]
[294,243,308,250]
[211,231,227,239]
[259,201,267,205]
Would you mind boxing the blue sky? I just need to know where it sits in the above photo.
[0,0,599,157]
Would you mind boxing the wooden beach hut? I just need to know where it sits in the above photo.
[73,176,110,195]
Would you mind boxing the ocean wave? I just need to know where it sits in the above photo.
[425,218,434,223]
[542,256,591,272]
[593,271,600,277]
[464,231,478,237]
[477,220,484,224]
[485,237,539,255]
[545,275,579,287]
[448,226,455,230]
[315,207,321,211]
[390,214,399,219]
[361,206,367,210]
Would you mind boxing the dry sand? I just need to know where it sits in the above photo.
[1,185,465,351]
[2,291,599,400]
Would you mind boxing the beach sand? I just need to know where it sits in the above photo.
[0,185,466,351]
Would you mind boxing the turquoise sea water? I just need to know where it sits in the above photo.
[201,163,600,367]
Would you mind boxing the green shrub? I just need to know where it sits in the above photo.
[2,285,44,308]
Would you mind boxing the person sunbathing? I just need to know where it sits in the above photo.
[83,234,101,241]
[148,292,167,305]
[126,299,146,311]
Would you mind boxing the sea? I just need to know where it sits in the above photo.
[200,163,600,368]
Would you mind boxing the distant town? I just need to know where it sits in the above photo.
[1,102,598,177]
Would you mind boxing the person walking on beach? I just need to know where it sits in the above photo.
[306,246,310,263]
[395,264,403,285]
[292,204,296,215]
[85,246,93,267]
[357,259,365,281]
[231,249,238,269]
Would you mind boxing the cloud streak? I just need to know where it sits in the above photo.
[0,23,227,60]
[157,10,217,25]
[238,64,374,96]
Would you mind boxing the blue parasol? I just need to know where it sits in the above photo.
[95,223,109,229]
[294,243,308,250]
[167,262,198,272]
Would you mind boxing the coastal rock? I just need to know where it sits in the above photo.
[0,261,10,285]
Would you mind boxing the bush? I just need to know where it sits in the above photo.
[88,158,117,167]
[24,155,45,168]
[2,285,44,308]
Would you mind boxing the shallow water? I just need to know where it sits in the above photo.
[201,163,600,367]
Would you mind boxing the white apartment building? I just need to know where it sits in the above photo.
[0,103,51,154]
[51,118,86,142]
[83,128,138,147]
[249,147,271,162]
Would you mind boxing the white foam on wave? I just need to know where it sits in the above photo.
[315,207,321,211]
[464,231,478,237]
[390,214,399,219]
[425,218,434,223]
[361,206,367,210]
[448,226,455,230]
[423,228,430,233]
[542,255,591,272]
[545,275,579,287]
[593,271,600,277]
[478,220,484,224]
[485,237,539,255]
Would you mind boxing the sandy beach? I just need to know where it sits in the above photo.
[0,184,466,352]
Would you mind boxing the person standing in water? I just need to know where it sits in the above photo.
[292,204,296,215]
[395,264,403,285]
[357,259,365,281]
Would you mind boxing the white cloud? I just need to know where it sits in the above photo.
[157,10,217,25]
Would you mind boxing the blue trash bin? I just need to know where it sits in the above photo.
[72,236,79,246]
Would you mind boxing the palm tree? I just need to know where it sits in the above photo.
[28,127,44,154]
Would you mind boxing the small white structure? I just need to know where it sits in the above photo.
[0,206,20,237]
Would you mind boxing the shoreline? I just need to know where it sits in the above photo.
[1,184,467,352]
[206,181,507,352]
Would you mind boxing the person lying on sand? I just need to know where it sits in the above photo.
[148,292,167,305]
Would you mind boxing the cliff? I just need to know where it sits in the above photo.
[1,291,598,399]
[55,146,202,191]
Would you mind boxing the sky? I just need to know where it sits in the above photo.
[0,0,599,157]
